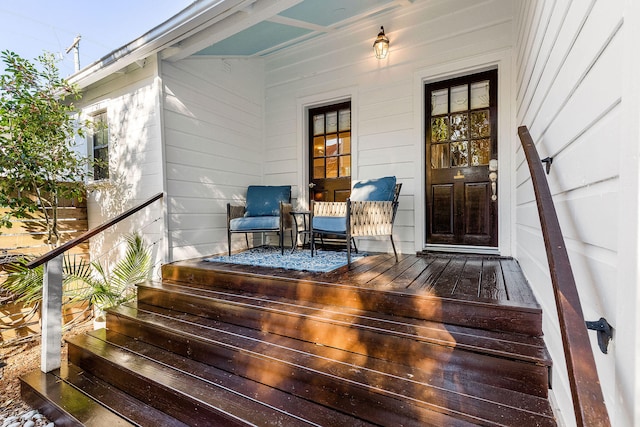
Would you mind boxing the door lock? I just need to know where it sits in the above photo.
[489,159,498,201]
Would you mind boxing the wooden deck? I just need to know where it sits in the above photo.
[176,251,540,306]
[21,250,556,426]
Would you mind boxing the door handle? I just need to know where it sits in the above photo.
[489,159,498,201]
[308,182,316,188]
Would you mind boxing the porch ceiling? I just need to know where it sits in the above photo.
[165,0,411,60]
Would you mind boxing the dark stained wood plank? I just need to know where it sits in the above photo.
[430,257,466,296]
[387,256,435,289]
[21,369,136,427]
[365,255,424,288]
[501,258,539,304]
[480,258,508,300]
[453,258,483,298]
[409,256,450,291]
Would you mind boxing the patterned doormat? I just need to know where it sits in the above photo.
[203,246,365,273]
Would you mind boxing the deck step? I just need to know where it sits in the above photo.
[106,301,555,426]
[67,330,475,427]
[22,258,556,426]
[20,365,177,427]
[161,263,544,336]
[136,280,551,398]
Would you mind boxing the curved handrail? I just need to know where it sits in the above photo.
[518,126,610,426]
[27,192,164,269]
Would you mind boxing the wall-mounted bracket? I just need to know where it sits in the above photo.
[586,317,613,354]
[541,157,553,174]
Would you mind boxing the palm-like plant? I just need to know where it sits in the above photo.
[67,233,151,316]
[3,233,151,321]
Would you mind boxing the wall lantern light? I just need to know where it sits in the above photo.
[373,26,389,59]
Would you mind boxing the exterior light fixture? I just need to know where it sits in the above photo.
[373,26,389,59]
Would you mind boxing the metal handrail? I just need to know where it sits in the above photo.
[27,191,163,373]
[518,126,610,426]
[27,192,164,269]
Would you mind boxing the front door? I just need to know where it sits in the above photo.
[309,102,351,202]
[425,70,498,247]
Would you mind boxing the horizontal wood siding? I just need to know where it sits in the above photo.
[263,0,516,255]
[514,0,628,425]
[78,56,164,273]
[162,58,265,260]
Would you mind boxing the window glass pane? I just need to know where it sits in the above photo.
[326,135,338,156]
[339,109,350,131]
[313,158,325,179]
[471,139,491,166]
[450,113,468,141]
[326,157,338,178]
[431,89,448,115]
[338,133,350,154]
[450,84,468,112]
[451,141,468,167]
[93,147,109,180]
[431,117,449,142]
[471,80,490,109]
[470,110,490,138]
[431,144,449,169]
[326,111,337,133]
[313,114,324,136]
[339,155,351,177]
[313,136,325,157]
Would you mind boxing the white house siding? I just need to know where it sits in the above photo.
[79,56,165,278]
[514,0,638,425]
[161,57,265,260]
[263,0,516,255]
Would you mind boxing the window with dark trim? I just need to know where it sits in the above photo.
[91,111,109,180]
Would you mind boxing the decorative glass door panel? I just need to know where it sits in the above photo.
[425,70,498,247]
[309,102,351,202]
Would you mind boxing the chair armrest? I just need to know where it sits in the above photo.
[350,200,395,236]
[280,202,293,229]
[227,204,246,222]
[311,201,348,217]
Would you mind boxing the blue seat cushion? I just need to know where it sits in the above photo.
[230,216,280,231]
[350,176,396,201]
[312,216,347,234]
[245,185,291,217]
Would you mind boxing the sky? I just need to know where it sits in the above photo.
[0,0,195,76]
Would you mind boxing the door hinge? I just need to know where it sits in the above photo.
[586,317,612,354]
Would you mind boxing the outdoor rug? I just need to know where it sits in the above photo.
[203,246,365,273]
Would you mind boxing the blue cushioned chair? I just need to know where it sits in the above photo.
[227,185,293,255]
[310,176,402,266]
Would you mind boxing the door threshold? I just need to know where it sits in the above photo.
[423,244,500,256]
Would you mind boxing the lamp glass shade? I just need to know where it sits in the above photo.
[373,27,389,59]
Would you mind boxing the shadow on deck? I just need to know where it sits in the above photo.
[21,251,557,426]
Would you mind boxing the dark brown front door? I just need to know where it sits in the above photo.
[309,102,351,202]
[426,70,498,247]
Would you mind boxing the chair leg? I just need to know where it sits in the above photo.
[228,231,232,256]
[311,232,315,257]
[245,233,249,249]
[351,237,358,254]
[390,235,398,262]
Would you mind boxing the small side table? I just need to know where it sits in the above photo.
[290,210,311,253]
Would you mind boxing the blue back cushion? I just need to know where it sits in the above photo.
[245,185,291,217]
[350,176,396,201]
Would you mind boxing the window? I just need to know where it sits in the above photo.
[91,111,109,180]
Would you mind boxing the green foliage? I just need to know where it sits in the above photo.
[0,50,93,245]
[3,233,152,312]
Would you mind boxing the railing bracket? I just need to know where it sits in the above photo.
[586,318,613,354]
[541,157,553,174]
